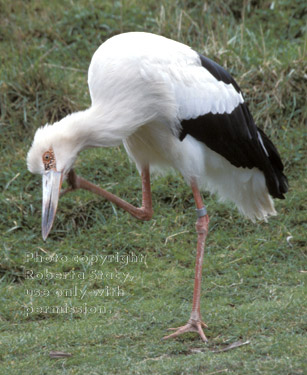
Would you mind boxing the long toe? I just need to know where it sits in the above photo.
[163,319,208,342]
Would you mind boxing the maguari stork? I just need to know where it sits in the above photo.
[27,32,288,341]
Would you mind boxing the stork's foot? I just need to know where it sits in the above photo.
[163,318,208,342]
[60,169,79,196]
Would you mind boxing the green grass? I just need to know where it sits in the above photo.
[0,0,306,374]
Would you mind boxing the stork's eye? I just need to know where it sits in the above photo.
[43,153,51,161]
[42,149,56,170]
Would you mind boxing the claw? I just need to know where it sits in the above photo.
[163,319,208,342]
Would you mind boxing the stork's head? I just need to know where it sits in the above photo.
[27,116,83,241]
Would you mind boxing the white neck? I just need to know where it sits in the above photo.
[57,107,125,152]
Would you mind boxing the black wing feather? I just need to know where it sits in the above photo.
[179,53,288,199]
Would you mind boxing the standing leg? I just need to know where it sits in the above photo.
[163,179,210,341]
[62,170,209,340]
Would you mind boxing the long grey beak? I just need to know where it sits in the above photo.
[42,170,63,241]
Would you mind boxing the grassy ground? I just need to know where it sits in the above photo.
[0,0,306,374]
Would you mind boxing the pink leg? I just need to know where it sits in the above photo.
[63,170,209,341]
[61,167,153,221]
[163,179,209,341]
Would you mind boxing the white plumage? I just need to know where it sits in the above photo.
[27,32,287,221]
[27,32,288,341]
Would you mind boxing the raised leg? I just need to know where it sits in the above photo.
[163,179,210,341]
[61,166,153,221]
